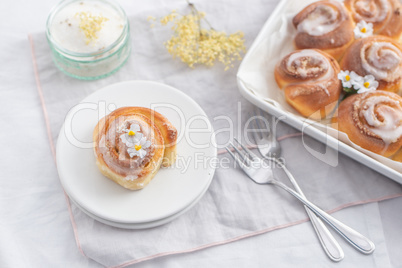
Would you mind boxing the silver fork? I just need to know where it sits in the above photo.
[251,112,344,261]
[225,139,375,255]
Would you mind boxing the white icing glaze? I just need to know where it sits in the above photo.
[286,49,330,78]
[125,175,138,181]
[286,50,334,94]
[354,0,389,23]
[318,84,331,96]
[297,4,341,36]
[283,49,337,100]
[361,42,402,82]
[361,95,402,143]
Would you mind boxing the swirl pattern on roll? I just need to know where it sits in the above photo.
[274,49,342,119]
[293,0,355,60]
[341,35,402,93]
[93,107,177,190]
[97,114,160,178]
[333,91,402,157]
[344,0,402,40]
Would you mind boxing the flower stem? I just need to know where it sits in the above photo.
[186,0,215,31]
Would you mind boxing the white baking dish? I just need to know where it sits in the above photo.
[237,0,402,183]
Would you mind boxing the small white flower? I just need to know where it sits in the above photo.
[338,70,362,88]
[127,137,152,158]
[354,20,373,39]
[120,124,143,147]
[352,75,379,93]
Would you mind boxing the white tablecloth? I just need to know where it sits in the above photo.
[1,0,402,267]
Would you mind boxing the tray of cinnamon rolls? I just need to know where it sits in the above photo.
[237,0,402,182]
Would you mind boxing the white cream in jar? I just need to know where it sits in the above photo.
[46,0,131,80]
[50,1,124,53]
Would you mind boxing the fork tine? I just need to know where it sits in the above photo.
[259,109,274,132]
[225,146,248,169]
[248,111,260,141]
[233,138,258,160]
[256,107,267,119]
[229,142,251,166]
[253,109,263,135]
[257,116,270,133]
[252,112,271,139]
[250,116,263,140]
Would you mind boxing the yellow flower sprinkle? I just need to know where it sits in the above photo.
[345,75,350,81]
[361,27,367,33]
[364,82,370,88]
[153,6,245,70]
[135,145,142,151]
[128,131,135,136]
[75,12,109,45]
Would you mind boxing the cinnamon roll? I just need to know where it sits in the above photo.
[293,0,355,61]
[274,49,342,119]
[344,0,402,40]
[392,149,402,162]
[332,91,402,157]
[93,107,177,190]
[340,36,402,94]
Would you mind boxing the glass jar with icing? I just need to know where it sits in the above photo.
[46,0,131,80]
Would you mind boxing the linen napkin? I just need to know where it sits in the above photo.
[29,2,402,267]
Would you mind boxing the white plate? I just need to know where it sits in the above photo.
[57,80,217,223]
[237,0,402,183]
[69,175,209,229]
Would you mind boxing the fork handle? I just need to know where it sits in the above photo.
[270,160,344,261]
[270,179,375,255]
[304,206,344,261]
[283,171,344,261]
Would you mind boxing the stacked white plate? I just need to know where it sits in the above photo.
[56,81,217,229]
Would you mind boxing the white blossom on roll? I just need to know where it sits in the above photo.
[352,75,379,94]
[354,20,373,39]
[127,137,152,158]
[338,70,362,88]
[120,123,143,147]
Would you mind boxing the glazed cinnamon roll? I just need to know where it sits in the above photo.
[274,49,342,119]
[344,0,402,40]
[340,36,402,94]
[392,149,402,162]
[332,91,402,157]
[93,107,177,190]
[293,0,355,61]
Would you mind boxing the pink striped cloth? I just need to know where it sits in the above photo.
[28,7,402,267]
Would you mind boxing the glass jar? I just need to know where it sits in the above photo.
[46,0,131,80]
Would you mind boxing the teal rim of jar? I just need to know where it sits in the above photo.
[46,0,131,80]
